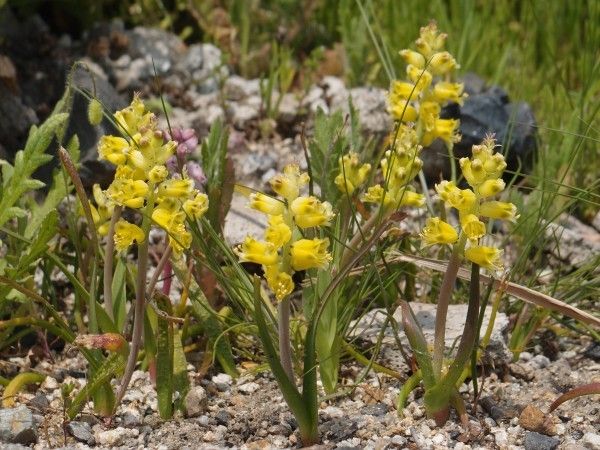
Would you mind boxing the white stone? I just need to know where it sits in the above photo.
[211,373,233,385]
[323,405,344,418]
[237,382,260,394]
[582,433,600,450]
[494,428,509,447]
[95,427,139,447]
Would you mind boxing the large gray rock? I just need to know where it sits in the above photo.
[0,405,39,445]
[422,73,538,182]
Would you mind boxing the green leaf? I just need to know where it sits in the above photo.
[172,329,190,412]
[16,211,58,271]
[155,294,174,419]
[111,258,128,332]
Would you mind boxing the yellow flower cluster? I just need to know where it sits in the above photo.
[334,152,371,195]
[236,164,334,301]
[360,126,425,211]
[91,96,208,253]
[420,137,518,271]
[388,22,464,146]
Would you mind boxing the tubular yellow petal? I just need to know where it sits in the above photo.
[420,217,458,246]
[465,245,503,271]
[290,238,331,271]
[290,196,334,228]
[479,201,518,222]
[264,265,294,301]
[249,192,285,215]
[264,215,291,249]
[236,237,279,266]
[114,220,145,252]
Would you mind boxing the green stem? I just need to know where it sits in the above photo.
[278,297,295,383]
[396,369,422,414]
[432,234,467,377]
[342,340,403,379]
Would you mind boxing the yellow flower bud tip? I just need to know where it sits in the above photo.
[399,49,425,69]
[290,196,334,228]
[460,214,486,240]
[114,219,145,252]
[249,192,285,215]
[465,245,503,271]
[236,237,279,266]
[269,164,309,201]
[479,201,518,222]
[420,217,458,246]
[264,265,294,301]
[183,192,209,220]
[290,238,332,271]
[88,98,104,126]
[477,178,506,198]
[264,214,292,248]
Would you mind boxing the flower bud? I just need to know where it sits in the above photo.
[87,98,103,126]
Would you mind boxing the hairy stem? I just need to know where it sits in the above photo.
[278,297,295,383]
[432,234,467,378]
[103,206,122,321]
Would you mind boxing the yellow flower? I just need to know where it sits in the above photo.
[236,237,279,266]
[390,80,420,100]
[435,181,477,211]
[480,201,518,222]
[269,164,309,201]
[432,82,465,105]
[114,219,145,251]
[420,217,458,245]
[406,65,432,92]
[415,22,447,58]
[249,192,285,215]
[460,214,486,240]
[107,178,149,209]
[264,215,291,248]
[290,196,334,228]
[362,185,385,204]
[98,135,129,166]
[397,190,425,208]
[167,223,192,255]
[399,49,426,69]
[290,238,331,271]
[465,245,503,271]
[152,200,183,229]
[90,184,114,235]
[423,118,459,146]
[389,100,418,122]
[114,95,153,136]
[183,192,209,220]
[148,165,168,183]
[477,179,506,198]
[264,265,294,301]
[158,178,194,199]
[129,131,176,179]
[334,152,371,195]
[428,51,459,75]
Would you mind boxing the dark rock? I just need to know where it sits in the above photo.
[360,403,389,417]
[523,431,560,450]
[584,342,600,361]
[321,419,357,441]
[480,396,518,422]
[66,421,95,445]
[215,409,230,426]
[0,405,39,445]
[27,394,50,413]
[0,83,39,159]
[422,74,537,182]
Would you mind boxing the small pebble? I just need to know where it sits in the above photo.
[237,382,260,394]
[582,432,600,450]
[523,431,560,450]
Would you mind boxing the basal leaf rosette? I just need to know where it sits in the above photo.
[236,164,334,301]
[420,137,518,271]
[91,95,208,254]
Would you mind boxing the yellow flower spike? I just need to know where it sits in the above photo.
[465,245,503,271]
[98,135,129,166]
[290,238,332,271]
[420,217,458,246]
[148,165,168,183]
[389,100,418,122]
[290,196,334,228]
[114,219,145,252]
[236,237,279,266]
[435,181,477,211]
[480,201,518,222]
[107,178,149,209]
[428,51,459,75]
[406,65,433,92]
[114,95,153,136]
[269,164,309,201]
[158,178,194,199]
[399,49,426,69]
[460,214,486,240]
[264,265,294,301]
[477,178,506,198]
[432,82,465,105]
[183,192,209,220]
[264,214,292,248]
[249,192,285,215]
[416,22,447,58]
[334,152,371,195]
